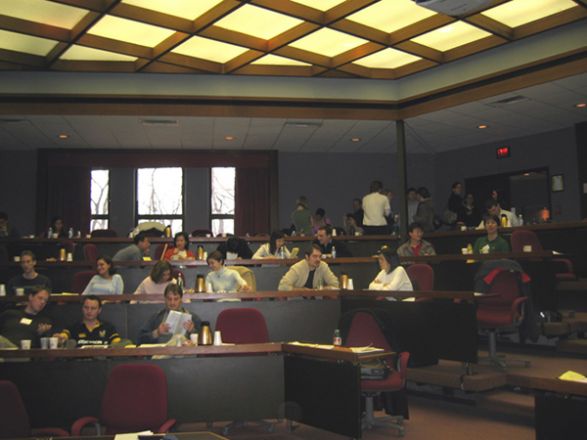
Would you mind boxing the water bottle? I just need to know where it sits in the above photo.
[279,247,285,259]
[177,272,184,290]
[333,329,342,346]
[47,227,53,239]
[518,214,523,226]
[68,227,74,239]
[331,246,336,259]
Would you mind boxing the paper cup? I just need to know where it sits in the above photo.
[213,330,222,346]
[16,287,25,296]
[190,333,199,346]
[0,284,6,296]
[40,337,50,349]
[20,340,31,350]
[66,252,73,262]
[49,337,59,349]
[522,245,532,253]
[13,256,21,262]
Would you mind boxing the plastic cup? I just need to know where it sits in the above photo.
[213,330,222,346]
[0,284,6,296]
[16,287,25,296]
[190,333,199,346]
[523,245,532,253]
[20,340,31,350]
[13,256,20,262]
[66,252,73,262]
[49,337,59,349]
[40,337,49,349]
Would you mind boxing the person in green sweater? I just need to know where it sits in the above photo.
[474,214,510,255]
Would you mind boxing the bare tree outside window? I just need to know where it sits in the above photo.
[90,169,109,231]
[211,167,235,236]
[137,168,184,232]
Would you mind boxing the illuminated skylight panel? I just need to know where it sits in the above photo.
[289,0,346,11]
[251,54,310,66]
[481,0,577,28]
[214,4,303,40]
[353,48,421,69]
[347,0,436,33]
[411,22,491,51]
[60,45,137,61]
[87,15,176,47]
[172,35,248,63]
[121,0,223,20]
[0,29,57,56]
[0,0,88,29]
[289,28,368,57]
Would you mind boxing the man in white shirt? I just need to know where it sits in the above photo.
[477,199,520,229]
[362,180,391,235]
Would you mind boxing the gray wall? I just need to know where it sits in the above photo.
[433,127,580,221]
[277,152,435,230]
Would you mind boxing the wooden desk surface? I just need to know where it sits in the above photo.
[507,372,587,397]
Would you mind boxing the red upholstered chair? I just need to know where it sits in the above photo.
[90,229,117,238]
[71,364,175,435]
[191,229,213,237]
[83,243,98,262]
[215,308,269,343]
[406,264,434,291]
[0,380,69,438]
[346,312,409,436]
[476,270,529,369]
[153,243,169,260]
[71,270,96,294]
[510,229,575,281]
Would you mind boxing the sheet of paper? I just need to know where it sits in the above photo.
[164,310,191,335]
[349,346,384,353]
[114,430,152,440]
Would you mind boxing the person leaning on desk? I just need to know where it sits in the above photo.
[278,244,339,291]
[473,214,511,255]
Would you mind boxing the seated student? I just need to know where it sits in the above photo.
[113,232,150,261]
[206,251,250,293]
[7,250,52,296]
[253,231,291,259]
[477,199,520,229]
[0,287,53,348]
[474,214,511,255]
[0,211,20,238]
[45,216,68,238]
[311,208,332,234]
[82,255,124,296]
[278,244,339,291]
[344,213,364,236]
[313,226,352,257]
[396,222,436,257]
[134,261,175,296]
[368,247,413,295]
[138,284,201,344]
[162,232,195,261]
[58,295,121,346]
[216,236,253,260]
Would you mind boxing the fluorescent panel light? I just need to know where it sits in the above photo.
[121,0,223,20]
[252,54,310,66]
[172,35,248,63]
[353,48,421,69]
[87,15,176,47]
[214,4,303,40]
[0,0,88,29]
[481,0,577,28]
[347,0,436,34]
[60,45,137,61]
[289,28,368,57]
[0,29,57,56]
[411,22,491,52]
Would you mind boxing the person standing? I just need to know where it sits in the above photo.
[413,187,435,232]
[290,196,312,235]
[446,182,464,226]
[362,180,391,235]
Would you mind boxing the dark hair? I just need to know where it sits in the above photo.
[225,237,241,253]
[305,243,322,257]
[370,180,383,193]
[20,250,36,260]
[296,196,308,208]
[484,198,499,211]
[417,187,430,199]
[483,213,501,226]
[133,232,147,245]
[269,231,285,254]
[353,198,362,205]
[164,283,183,298]
[173,232,190,249]
[207,250,224,265]
[379,249,400,274]
[83,295,102,308]
[51,216,64,228]
[96,255,115,275]
[345,213,355,220]
[150,260,172,283]
[315,208,325,218]
[407,222,423,233]
[317,225,332,236]
[451,182,462,190]
[407,187,416,194]
[28,286,50,297]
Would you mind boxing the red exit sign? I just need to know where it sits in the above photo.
[496,146,510,159]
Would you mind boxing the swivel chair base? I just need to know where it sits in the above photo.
[362,395,405,437]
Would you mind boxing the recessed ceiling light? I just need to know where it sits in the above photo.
[351,137,361,142]
[477,124,488,129]
[576,103,586,108]
[224,135,235,141]
[58,133,69,139]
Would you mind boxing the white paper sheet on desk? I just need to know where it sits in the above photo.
[51,292,80,296]
[349,346,384,353]
[552,250,562,255]
[289,341,335,349]
[114,430,152,440]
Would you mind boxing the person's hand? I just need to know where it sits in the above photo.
[54,332,68,343]
[37,323,52,335]
[157,322,170,335]
[183,320,194,333]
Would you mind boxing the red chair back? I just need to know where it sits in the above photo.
[510,229,543,252]
[83,243,98,262]
[406,264,434,291]
[71,270,96,294]
[215,308,269,343]
[346,312,392,352]
[477,270,527,328]
[91,229,117,238]
[101,364,169,434]
[191,229,213,237]
[0,381,31,438]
